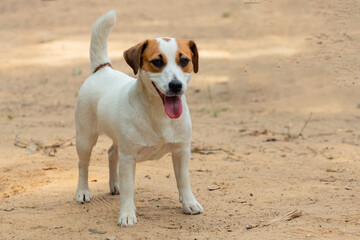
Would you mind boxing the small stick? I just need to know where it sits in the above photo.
[307,146,318,157]
[192,147,234,155]
[207,84,216,117]
[246,210,302,230]
[298,113,313,137]
[1,208,15,212]
[14,133,75,156]
[44,136,75,149]
[14,132,28,148]
[308,132,335,138]
[261,210,302,227]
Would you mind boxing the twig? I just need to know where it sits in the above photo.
[14,133,75,156]
[298,113,313,137]
[14,132,28,148]
[308,132,336,138]
[207,84,214,111]
[247,210,302,229]
[1,208,15,212]
[307,146,318,157]
[207,84,218,117]
[192,147,234,156]
[286,125,291,138]
[44,136,75,149]
[261,209,302,227]
[208,185,221,191]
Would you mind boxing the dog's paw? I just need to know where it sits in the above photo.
[109,182,120,195]
[117,207,137,227]
[76,189,92,204]
[182,199,204,215]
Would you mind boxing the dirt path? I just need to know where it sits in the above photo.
[1,1,360,239]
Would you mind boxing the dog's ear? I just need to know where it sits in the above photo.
[123,40,148,75]
[189,40,199,73]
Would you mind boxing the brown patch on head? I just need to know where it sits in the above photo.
[162,38,171,42]
[124,40,167,74]
[141,40,167,73]
[176,40,199,73]
[123,40,148,75]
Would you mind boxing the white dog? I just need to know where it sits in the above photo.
[75,10,203,227]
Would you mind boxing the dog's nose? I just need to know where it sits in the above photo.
[169,80,182,94]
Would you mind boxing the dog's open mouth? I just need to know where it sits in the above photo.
[152,82,183,119]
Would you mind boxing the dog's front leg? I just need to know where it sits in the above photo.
[172,145,204,215]
[117,156,137,227]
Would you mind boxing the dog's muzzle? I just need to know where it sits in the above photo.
[152,82,183,119]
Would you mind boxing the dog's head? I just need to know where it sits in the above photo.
[123,38,198,119]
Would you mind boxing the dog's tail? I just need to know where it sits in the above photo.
[90,10,116,73]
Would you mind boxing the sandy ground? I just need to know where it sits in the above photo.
[1,0,360,239]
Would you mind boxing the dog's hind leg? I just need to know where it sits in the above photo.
[108,144,120,195]
[75,130,98,204]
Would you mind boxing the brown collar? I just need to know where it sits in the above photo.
[93,62,112,73]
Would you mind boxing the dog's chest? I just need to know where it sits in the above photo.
[125,121,190,162]
[134,141,172,162]
[114,103,192,162]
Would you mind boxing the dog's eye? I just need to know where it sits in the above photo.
[179,57,190,67]
[151,59,164,68]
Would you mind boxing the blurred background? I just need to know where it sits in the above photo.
[1,1,360,239]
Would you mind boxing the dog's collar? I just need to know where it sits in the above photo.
[93,62,112,73]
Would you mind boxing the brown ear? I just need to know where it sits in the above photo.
[123,40,148,75]
[189,40,199,73]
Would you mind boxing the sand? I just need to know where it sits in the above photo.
[0,0,359,239]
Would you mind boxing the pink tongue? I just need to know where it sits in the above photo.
[163,96,183,119]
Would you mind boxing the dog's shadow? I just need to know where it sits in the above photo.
[84,192,183,220]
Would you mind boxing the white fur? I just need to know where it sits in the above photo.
[140,37,192,96]
[90,9,116,73]
[75,10,203,227]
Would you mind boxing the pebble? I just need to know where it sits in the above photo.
[106,237,117,240]
[245,224,253,229]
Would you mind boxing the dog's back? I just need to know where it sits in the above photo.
[76,10,136,143]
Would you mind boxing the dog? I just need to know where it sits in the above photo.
[75,10,203,227]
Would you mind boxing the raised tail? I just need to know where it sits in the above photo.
[90,10,116,73]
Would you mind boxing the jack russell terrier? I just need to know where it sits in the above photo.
[75,10,203,227]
